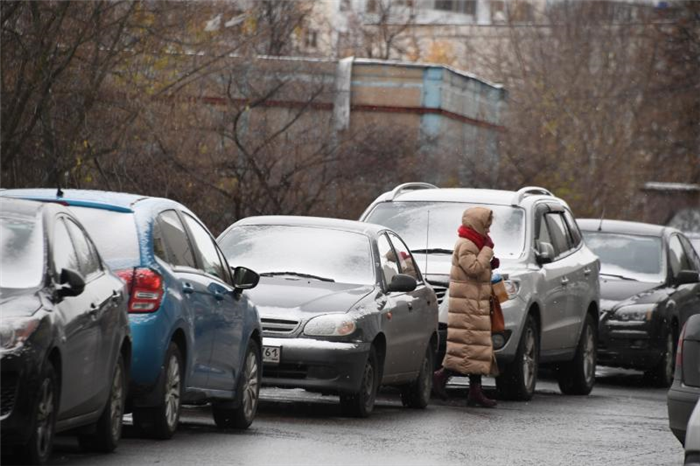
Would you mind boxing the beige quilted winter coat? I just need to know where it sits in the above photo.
[442,207,496,376]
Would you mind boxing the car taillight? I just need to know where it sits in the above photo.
[116,268,163,313]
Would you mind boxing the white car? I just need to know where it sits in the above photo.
[361,183,600,400]
[686,400,700,465]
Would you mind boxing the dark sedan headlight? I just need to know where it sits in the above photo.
[610,305,654,322]
[303,314,357,337]
[0,317,40,351]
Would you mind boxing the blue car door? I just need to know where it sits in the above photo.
[154,210,216,389]
[181,213,243,392]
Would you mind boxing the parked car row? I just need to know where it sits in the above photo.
[2,184,698,464]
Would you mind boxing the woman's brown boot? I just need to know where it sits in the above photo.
[432,368,450,401]
[467,382,497,408]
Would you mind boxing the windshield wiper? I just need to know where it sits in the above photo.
[411,248,453,255]
[259,271,335,282]
[600,272,638,282]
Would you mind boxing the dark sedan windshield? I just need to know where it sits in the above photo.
[364,202,525,258]
[0,214,44,289]
[218,225,375,285]
[582,231,664,282]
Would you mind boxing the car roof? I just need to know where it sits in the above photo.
[577,218,677,237]
[232,215,388,237]
[0,188,152,213]
[0,197,49,219]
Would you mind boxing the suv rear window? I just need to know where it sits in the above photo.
[69,207,140,269]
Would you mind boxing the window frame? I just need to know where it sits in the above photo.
[180,212,229,283]
[63,216,104,282]
[387,231,423,283]
[377,232,401,290]
[52,217,81,279]
[668,234,692,279]
[154,209,198,271]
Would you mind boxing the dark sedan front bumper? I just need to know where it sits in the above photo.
[261,337,371,395]
[597,319,664,370]
[0,348,43,447]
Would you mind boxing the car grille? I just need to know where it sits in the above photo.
[261,318,300,335]
[1,372,18,418]
[428,281,448,305]
[263,363,307,379]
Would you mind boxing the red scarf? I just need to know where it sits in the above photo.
[458,225,491,250]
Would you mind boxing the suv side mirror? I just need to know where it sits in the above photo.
[232,266,260,290]
[57,268,86,298]
[536,242,555,265]
[387,274,417,293]
[676,270,700,286]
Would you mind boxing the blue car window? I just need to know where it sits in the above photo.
[182,213,226,280]
[157,210,196,269]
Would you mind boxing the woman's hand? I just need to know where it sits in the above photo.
[491,257,500,270]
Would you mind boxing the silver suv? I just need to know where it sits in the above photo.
[360,183,600,400]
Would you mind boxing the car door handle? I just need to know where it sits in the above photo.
[111,290,122,304]
[561,277,570,286]
[408,302,414,311]
[89,303,98,319]
[183,283,194,294]
[583,268,591,276]
[213,291,225,301]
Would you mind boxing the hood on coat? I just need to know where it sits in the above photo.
[462,207,493,236]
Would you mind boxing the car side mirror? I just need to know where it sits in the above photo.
[536,242,555,265]
[387,274,417,293]
[232,266,260,291]
[676,270,700,286]
[57,268,86,298]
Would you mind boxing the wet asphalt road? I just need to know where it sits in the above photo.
[42,367,682,466]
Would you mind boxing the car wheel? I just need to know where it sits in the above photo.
[340,347,378,418]
[644,329,675,388]
[400,346,433,409]
[557,314,597,395]
[212,340,261,430]
[78,353,126,452]
[496,314,538,401]
[19,361,57,465]
[133,342,183,440]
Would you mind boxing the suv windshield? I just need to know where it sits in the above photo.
[582,231,664,282]
[364,202,526,258]
[218,225,375,285]
[69,207,140,269]
[0,214,44,289]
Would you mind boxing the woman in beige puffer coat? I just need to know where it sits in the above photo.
[432,207,499,408]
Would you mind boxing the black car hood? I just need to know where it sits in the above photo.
[600,278,669,311]
[245,278,375,320]
[0,288,43,318]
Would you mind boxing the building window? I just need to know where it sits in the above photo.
[435,0,476,16]
[305,29,318,48]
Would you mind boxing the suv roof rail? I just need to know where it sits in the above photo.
[512,186,553,205]
[389,182,438,200]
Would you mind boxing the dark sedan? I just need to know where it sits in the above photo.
[579,219,700,386]
[0,199,131,464]
[217,216,439,417]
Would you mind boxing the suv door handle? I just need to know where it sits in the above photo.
[111,290,122,304]
[408,302,414,312]
[583,268,591,276]
[89,303,98,319]
[561,277,570,286]
[183,283,194,294]
[213,291,225,301]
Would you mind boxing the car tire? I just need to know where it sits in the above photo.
[496,314,539,401]
[133,342,183,440]
[19,361,58,465]
[400,346,433,409]
[340,347,378,418]
[212,340,261,430]
[644,329,675,388]
[78,353,126,452]
[557,314,597,395]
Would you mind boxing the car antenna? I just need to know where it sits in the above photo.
[425,210,430,275]
[597,207,605,232]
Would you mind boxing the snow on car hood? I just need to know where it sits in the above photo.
[245,278,374,320]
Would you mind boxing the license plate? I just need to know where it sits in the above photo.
[262,346,281,365]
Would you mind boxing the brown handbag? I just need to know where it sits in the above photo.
[490,293,505,334]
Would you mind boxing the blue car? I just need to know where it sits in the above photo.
[1,189,263,438]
